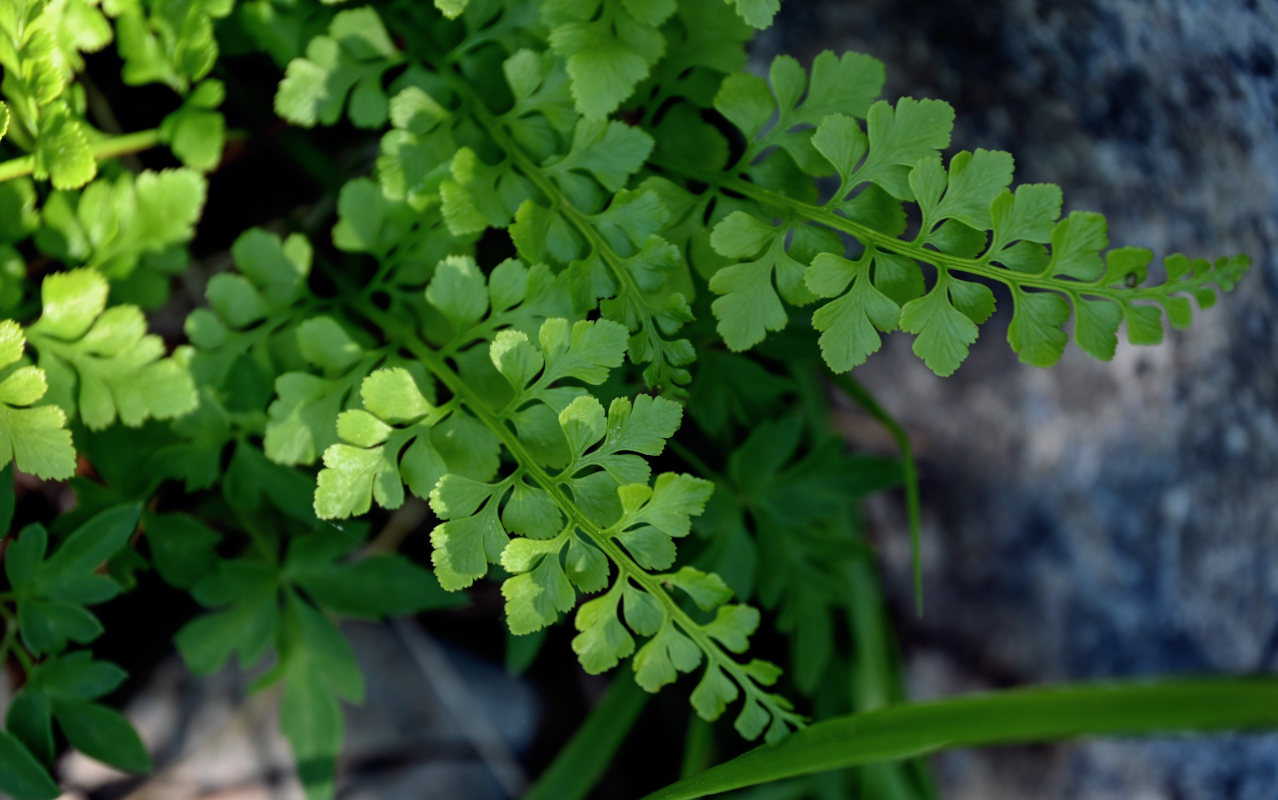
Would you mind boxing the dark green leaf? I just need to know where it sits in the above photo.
[143,513,221,589]
[19,598,103,654]
[5,691,54,766]
[35,504,140,590]
[280,667,343,800]
[52,697,152,774]
[0,730,59,800]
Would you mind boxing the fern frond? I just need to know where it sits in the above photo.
[653,52,1249,376]
[25,268,196,429]
[307,254,801,741]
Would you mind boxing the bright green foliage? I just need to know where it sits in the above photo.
[435,0,470,19]
[264,315,377,467]
[159,79,227,170]
[0,0,97,188]
[0,320,76,479]
[0,0,225,191]
[568,471,801,740]
[313,365,446,517]
[690,53,1250,374]
[35,168,207,279]
[33,109,96,189]
[275,7,402,128]
[186,227,313,392]
[708,210,840,350]
[542,0,777,121]
[26,267,197,428]
[496,394,688,629]
[715,53,884,175]
[106,0,234,91]
[0,2,1257,799]
[46,0,114,72]
[304,242,795,740]
[293,12,702,394]
[543,0,675,120]
[313,254,571,520]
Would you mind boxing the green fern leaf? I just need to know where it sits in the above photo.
[27,268,197,429]
[544,0,672,119]
[36,169,207,280]
[715,52,884,175]
[274,7,401,128]
[683,55,1249,374]
[0,320,76,480]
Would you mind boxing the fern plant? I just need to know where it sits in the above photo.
[0,1,1267,798]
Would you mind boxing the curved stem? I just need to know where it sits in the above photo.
[0,127,164,183]
[662,161,1221,305]
[342,287,796,727]
[829,373,924,615]
[0,604,34,674]
[0,610,18,670]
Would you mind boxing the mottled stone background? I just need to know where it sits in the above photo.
[764,2,1278,798]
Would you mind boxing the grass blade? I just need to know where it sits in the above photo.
[642,678,1278,800]
[525,669,649,800]
[829,373,923,614]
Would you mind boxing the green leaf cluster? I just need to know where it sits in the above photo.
[0,321,74,479]
[275,7,402,128]
[0,502,151,797]
[25,267,197,429]
[175,524,458,799]
[0,2,1259,799]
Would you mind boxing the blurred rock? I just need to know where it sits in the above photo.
[57,621,536,800]
[766,2,1278,798]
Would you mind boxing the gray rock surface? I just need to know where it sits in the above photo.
[765,2,1278,798]
[54,621,537,800]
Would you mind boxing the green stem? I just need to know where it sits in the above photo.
[0,611,18,670]
[662,162,1220,306]
[0,604,34,674]
[524,671,650,800]
[829,373,923,615]
[341,287,796,729]
[0,127,164,183]
[845,558,934,800]
[680,714,716,779]
[238,499,280,566]
[434,66,684,389]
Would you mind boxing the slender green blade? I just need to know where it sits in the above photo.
[0,463,14,533]
[829,373,922,613]
[642,679,1278,800]
[524,670,649,800]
